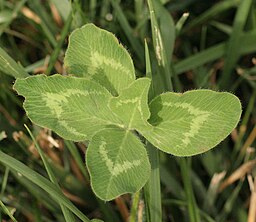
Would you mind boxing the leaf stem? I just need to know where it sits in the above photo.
[129,191,141,222]
[144,143,162,222]
[179,158,201,222]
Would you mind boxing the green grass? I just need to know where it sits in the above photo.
[0,0,256,221]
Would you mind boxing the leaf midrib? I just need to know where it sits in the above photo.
[105,129,129,198]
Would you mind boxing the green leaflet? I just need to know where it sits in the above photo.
[14,74,123,141]
[109,78,152,131]
[64,23,135,96]
[140,90,242,156]
[86,127,150,201]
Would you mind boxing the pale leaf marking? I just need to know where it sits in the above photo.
[163,102,210,146]
[89,51,131,78]
[99,140,141,176]
[115,97,139,107]
[43,89,106,137]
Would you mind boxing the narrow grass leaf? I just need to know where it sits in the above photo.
[176,12,190,35]
[144,36,163,222]
[0,47,29,78]
[0,151,91,222]
[154,1,175,62]
[183,0,240,32]
[160,165,185,199]
[129,191,140,222]
[25,125,76,222]
[210,21,232,35]
[86,127,150,201]
[89,0,97,21]
[147,0,173,91]
[217,180,244,222]
[28,0,57,47]
[109,0,144,63]
[180,158,201,222]
[144,40,155,101]
[45,12,73,75]
[12,172,60,211]
[219,0,253,88]
[64,140,89,180]
[0,0,27,36]
[24,59,45,73]
[0,200,18,222]
[143,142,162,222]
[174,30,256,75]
[0,167,9,196]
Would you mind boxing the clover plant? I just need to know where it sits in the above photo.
[14,24,242,201]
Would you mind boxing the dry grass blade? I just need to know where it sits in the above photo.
[247,175,256,222]
[219,159,256,192]
[137,200,144,222]
[62,189,87,207]
[0,104,16,126]
[21,7,41,24]
[50,3,63,26]
[240,126,256,155]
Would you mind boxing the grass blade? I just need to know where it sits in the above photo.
[109,0,144,63]
[183,0,240,32]
[0,0,27,36]
[25,125,76,222]
[64,140,89,180]
[45,12,73,75]
[174,30,256,75]
[0,47,29,78]
[0,200,18,222]
[219,0,253,88]
[24,59,45,73]
[0,150,91,222]
[180,158,201,222]
[217,180,244,222]
[147,0,173,91]
[129,191,140,222]
[144,38,162,222]
[144,143,162,222]
[27,0,57,47]
[154,1,175,64]
[176,12,190,35]
[0,167,9,196]
[145,40,154,101]
[89,0,97,21]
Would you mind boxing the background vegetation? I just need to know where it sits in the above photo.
[0,0,256,221]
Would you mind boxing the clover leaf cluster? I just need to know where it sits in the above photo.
[14,24,242,200]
